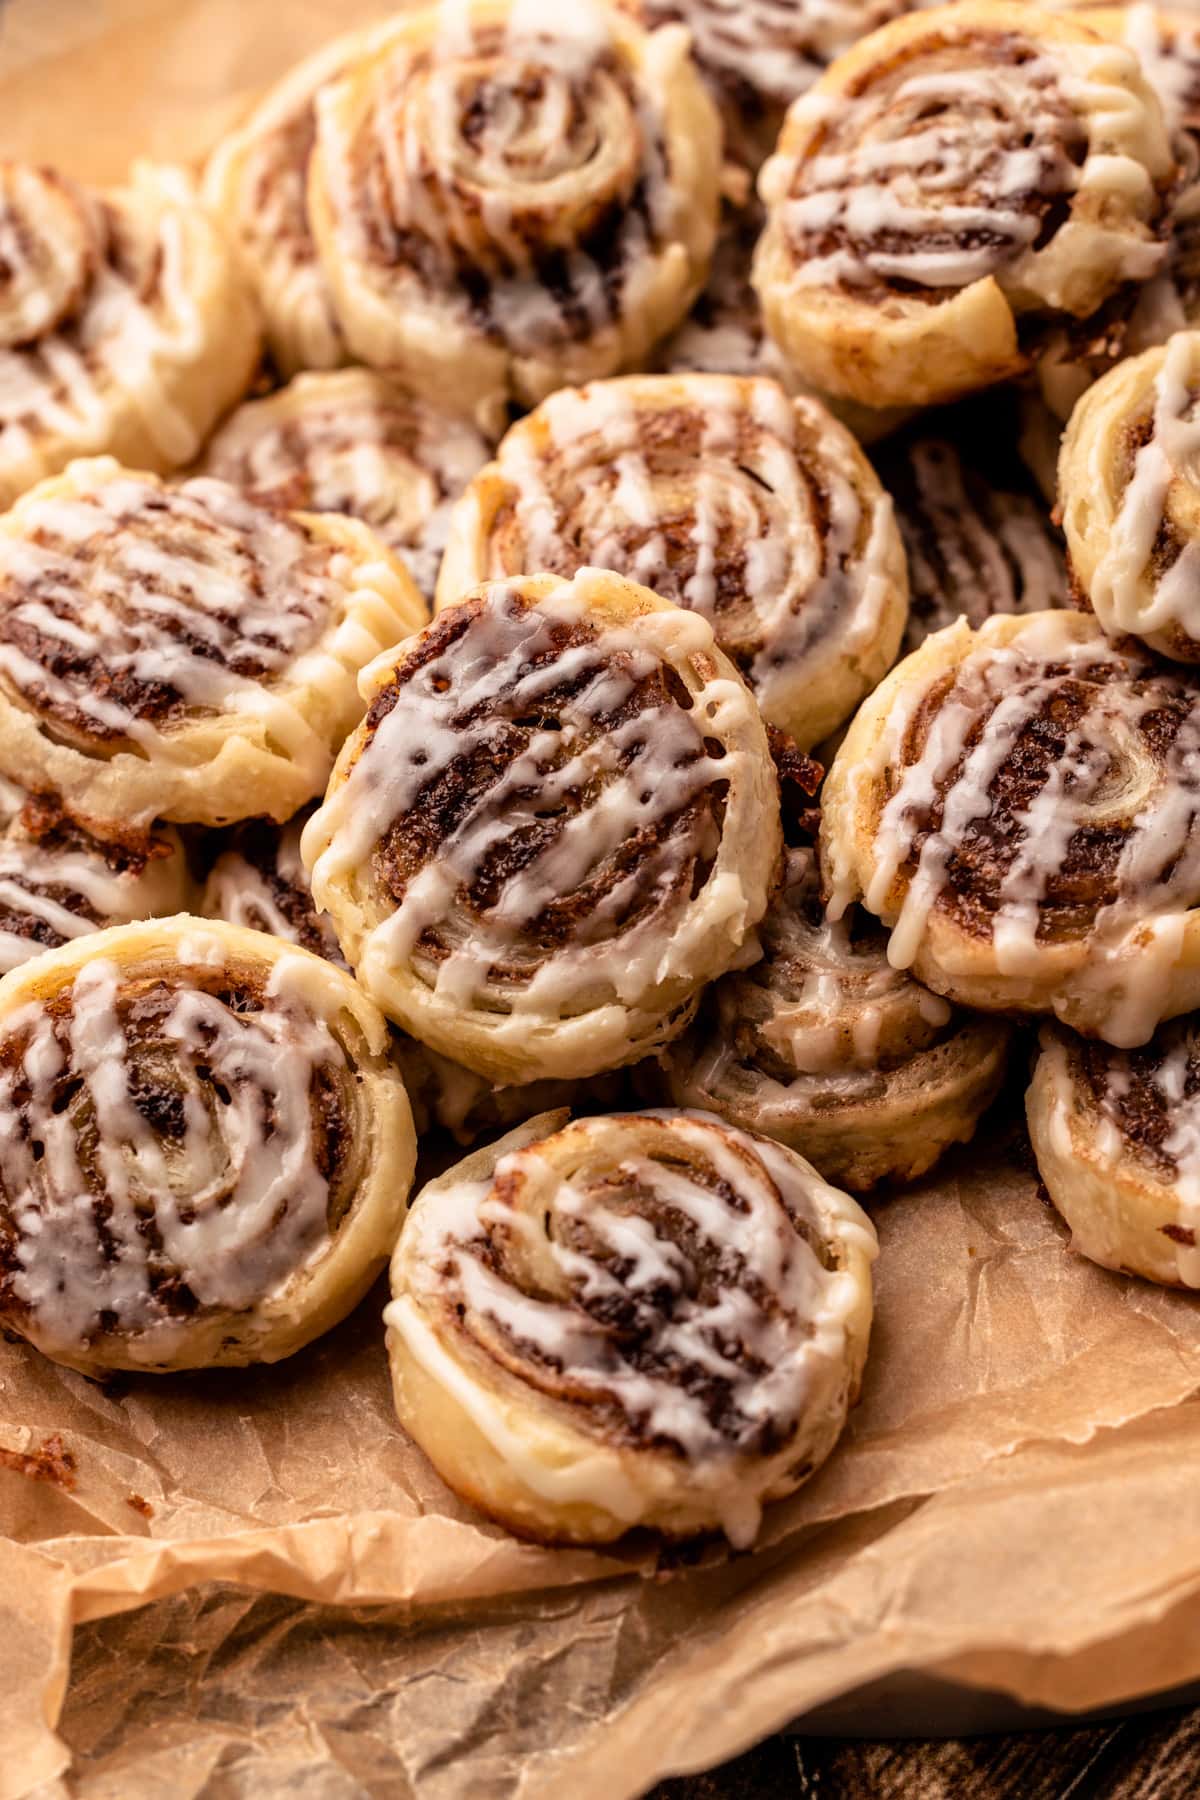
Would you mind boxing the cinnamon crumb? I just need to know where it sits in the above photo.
[0,1432,77,1490]
[126,1493,154,1519]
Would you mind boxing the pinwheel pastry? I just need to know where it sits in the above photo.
[1060,329,1200,661]
[649,846,1013,1191]
[303,569,782,1084]
[753,2,1175,411]
[621,0,906,169]
[201,809,617,1143]
[202,19,400,376]
[303,0,722,428]
[0,801,190,974]
[0,458,425,831]
[1029,8,1200,427]
[0,161,260,506]
[385,1108,876,1546]
[198,370,490,600]
[1028,1017,1200,1288]
[0,916,416,1374]
[875,410,1069,653]
[821,609,1200,1047]
[435,373,908,750]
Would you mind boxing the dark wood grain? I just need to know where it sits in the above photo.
[652,1707,1200,1798]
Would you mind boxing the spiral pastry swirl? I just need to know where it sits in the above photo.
[0,458,425,832]
[199,370,490,601]
[876,422,1069,653]
[0,162,260,506]
[651,847,1013,1191]
[305,0,722,429]
[200,809,621,1145]
[385,1107,876,1546]
[0,803,191,974]
[622,0,907,168]
[753,2,1175,411]
[0,917,416,1374]
[1029,1016,1200,1287]
[303,569,782,1085]
[202,21,400,376]
[436,374,908,750]
[822,609,1200,1047]
[1060,329,1200,660]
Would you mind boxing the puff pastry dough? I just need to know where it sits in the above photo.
[199,370,489,600]
[436,373,908,750]
[1029,1018,1200,1288]
[0,916,416,1374]
[753,2,1175,409]
[0,162,260,506]
[651,847,1012,1190]
[304,569,782,1084]
[386,1107,876,1546]
[0,458,425,830]
[821,609,1200,1047]
[306,0,722,429]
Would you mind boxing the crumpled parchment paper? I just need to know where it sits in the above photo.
[5,5,1200,1792]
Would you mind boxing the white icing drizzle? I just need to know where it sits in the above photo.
[387,1109,875,1546]
[315,0,693,362]
[0,948,355,1360]
[848,612,1200,1047]
[769,36,1165,299]
[0,166,226,485]
[0,468,343,773]
[885,433,1069,652]
[471,375,895,725]
[688,846,953,1094]
[0,821,187,973]
[202,811,345,967]
[201,373,488,599]
[1087,332,1200,642]
[309,578,756,1020]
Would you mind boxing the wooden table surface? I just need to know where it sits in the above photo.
[652,1708,1200,1797]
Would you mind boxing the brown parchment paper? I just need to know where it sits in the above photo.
[7,4,1200,1792]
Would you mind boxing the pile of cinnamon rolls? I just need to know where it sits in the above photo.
[5,0,1200,1553]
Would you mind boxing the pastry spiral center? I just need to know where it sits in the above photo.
[0,474,340,749]
[0,165,98,350]
[0,952,360,1354]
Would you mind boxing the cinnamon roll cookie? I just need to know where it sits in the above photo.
[0,917,416,1374]
[753,2,1175,410]
[303,569,782,1084]
[385,1108,876,1546]
[198,371,490,600]
[436,374,908,750]
[622,0,906,169]
[875,413,1069,653]
[650,847,1013,1191]
[0,804,190,974]
[1028,1017,1200,1287]
[1060,329,1200,660]
[0,162,260,506]
[822,609,1200,1047]
[305,0,722,429]
[0,458,425,831]
[202,20,399,376]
